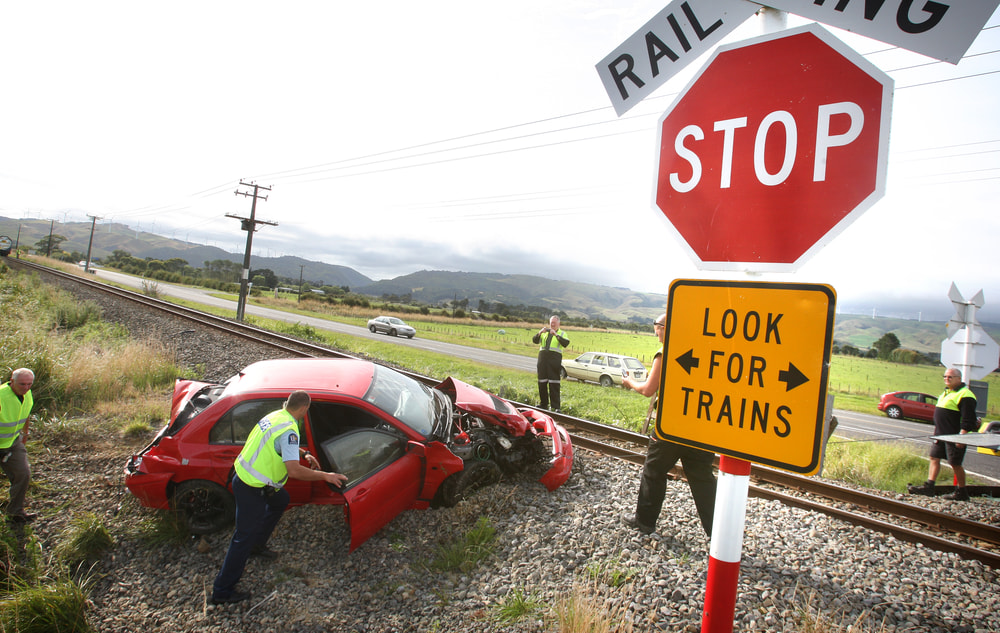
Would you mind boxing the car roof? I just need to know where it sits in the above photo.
[226,358,375,398]
[578,352,638,360]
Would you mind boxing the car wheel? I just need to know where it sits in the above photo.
[885,405,903,420]
[600,375,614,388]
[432,460,502,508]
[173,480,235,535]
[390,329,397,337]
[407,334,414,339]
[560,367,567,379]
[369,325,377,333]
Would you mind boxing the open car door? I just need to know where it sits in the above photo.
[319,429,425,551]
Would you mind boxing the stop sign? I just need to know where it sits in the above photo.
[654,24,892,271]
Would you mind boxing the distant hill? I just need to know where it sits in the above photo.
[0,217,372,289]
[354,270,669,322]
[3,216,998,354]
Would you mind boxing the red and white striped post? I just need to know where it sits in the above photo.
[702,455,752,633]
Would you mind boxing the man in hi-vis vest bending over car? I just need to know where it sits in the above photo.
[211,390,347,605]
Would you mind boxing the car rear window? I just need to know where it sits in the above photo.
[168,385,225,436]
[624,358,645,370]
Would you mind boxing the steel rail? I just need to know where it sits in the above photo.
[11,257,1000,567]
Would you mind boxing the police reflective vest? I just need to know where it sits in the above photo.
[537,330,568,354]
[234,409,297,489]
[0,382,32,450]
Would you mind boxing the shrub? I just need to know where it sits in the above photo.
[0,575,93,633]
[54,513,114,571]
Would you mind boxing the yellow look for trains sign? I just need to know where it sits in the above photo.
[655,280,836,475]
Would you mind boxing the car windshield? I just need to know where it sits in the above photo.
[363,365,435,436]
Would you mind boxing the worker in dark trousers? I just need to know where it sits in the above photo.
[532,315,569,412]
[621,314,716,537]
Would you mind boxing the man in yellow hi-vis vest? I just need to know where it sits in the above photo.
[211,390,347,605]
[0,368,36,523]
[910,368,978,501]
[532,315,569,411]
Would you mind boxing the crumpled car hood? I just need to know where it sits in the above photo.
[435,377,531,436]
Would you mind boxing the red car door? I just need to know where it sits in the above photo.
[320,430,425,551]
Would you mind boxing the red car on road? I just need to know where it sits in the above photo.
[124,358,573,551]
[877,391,938,423]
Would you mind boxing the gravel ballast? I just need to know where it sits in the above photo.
[21,275,1000,632]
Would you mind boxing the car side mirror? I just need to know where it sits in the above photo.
[406,441,426,457]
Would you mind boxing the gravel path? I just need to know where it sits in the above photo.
[25,276,1000,633]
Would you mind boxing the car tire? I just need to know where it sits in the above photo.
[560,367,567,379]
[390,329,397,337]
[599,375,614,388]
[432,460,502,508]
[369,325,377,333]
[885,405,903,420]
[407,334,414,339]
[173,479,235,535]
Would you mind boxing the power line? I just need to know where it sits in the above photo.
[107,26,1000,224]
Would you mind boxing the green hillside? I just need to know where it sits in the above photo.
[4,216,998,353]
[355,270,669,322]
[0,217,371,289]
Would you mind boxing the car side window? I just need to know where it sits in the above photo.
[320,430,405,488]
[593,355,606,367]
[608,357,621,369]
[209,399,285,445]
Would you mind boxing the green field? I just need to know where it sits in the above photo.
[235,297,1000,421]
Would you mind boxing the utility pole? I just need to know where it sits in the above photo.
[228,181,276,321]
[46,219,55,257]
[298,264,305,303]
[84,215,101,273]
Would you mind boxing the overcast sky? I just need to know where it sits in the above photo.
[2,2,999,322]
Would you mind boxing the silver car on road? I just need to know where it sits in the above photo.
[367,315,416,338]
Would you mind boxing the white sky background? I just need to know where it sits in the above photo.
[1,1,999,321]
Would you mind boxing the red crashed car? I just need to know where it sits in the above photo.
[124,358,573,551]
[877,391,938,423]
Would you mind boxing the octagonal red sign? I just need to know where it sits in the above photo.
[654,24,892,271]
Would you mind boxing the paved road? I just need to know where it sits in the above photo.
[92,269,538,372]
[832,408,1000,482]
[94,268,1000,483]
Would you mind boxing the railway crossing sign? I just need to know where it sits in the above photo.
[940,284,1000,382]
[655,279,836,475]
[654,24,892,271]
[595,0,760,116]
[760,0,1000,64]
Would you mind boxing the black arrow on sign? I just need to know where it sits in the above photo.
[675,349,700,375]
[778,363,809,391]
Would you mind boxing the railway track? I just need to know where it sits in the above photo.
[9,256,1000,568]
